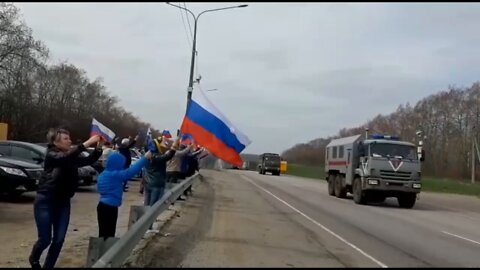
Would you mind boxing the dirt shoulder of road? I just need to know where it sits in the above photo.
[0,180,144,268]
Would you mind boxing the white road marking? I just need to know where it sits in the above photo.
[442,231,480,246]
[240,174,388,268]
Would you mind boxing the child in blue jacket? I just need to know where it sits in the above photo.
[96,150,152,238]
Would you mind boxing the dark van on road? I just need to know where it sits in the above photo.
[258,153,281,176]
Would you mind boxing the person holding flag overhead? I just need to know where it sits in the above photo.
[181,143,204,196]
[166,135,193,188]
[29,128,103,269]
[143,133,181,226]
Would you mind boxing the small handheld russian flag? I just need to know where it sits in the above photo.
[162,130,172,139]
[181,134,193,145]
[90,118,116,142]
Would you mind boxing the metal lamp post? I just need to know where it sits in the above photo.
[166,3,248,107]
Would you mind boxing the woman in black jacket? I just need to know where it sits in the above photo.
[29,128,103,269]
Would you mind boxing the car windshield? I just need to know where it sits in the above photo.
[369,143,417,160]
[30,144,47,155]
[264,155,281,163]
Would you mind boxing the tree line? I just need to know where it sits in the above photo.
[0,3,161,144]
[282,82,480,181]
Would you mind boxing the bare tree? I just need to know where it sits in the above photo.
[0,3,161,147]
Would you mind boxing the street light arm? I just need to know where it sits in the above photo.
[166,2,195,21]
[198,5,248,20]
[165,2,248,105]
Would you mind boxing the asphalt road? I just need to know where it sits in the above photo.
[136,169,480,268]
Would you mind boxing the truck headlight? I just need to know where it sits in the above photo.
[413,183,422,189]
[368,179,379,185]
[0,166,27,177]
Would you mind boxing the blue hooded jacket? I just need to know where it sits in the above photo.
[97,152,148,207]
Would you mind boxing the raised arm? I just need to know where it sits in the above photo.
[47,135,100,166]
[77,147,103,167]
[121,154,150,181]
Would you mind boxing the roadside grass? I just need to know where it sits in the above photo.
[421,177,480,197]
[285,164,325,180]
[285,164,480,198]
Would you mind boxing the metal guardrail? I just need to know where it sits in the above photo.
[91,173,200,268]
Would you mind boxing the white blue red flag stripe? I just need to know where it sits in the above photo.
[90,118,116,142]
[180,86,251,167]
[162,130,172,139]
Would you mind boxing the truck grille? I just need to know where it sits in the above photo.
[380,170,411,181]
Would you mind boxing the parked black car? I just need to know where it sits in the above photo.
[0,155,42,196]
[0,140,98,187]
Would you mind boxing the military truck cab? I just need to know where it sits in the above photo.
[325,134,422,208]
[258,153,281,176]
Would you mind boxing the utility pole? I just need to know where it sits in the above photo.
[472,108,480,184]
[472,134,475,184]
[472,126,476,184]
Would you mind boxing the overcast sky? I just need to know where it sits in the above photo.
[15,2,480,154]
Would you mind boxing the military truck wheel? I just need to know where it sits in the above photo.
[327,175,335,196]
[397,193,416,208]
[353,177,367,205]
[334,175,347,198]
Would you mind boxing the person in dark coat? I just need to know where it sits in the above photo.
[29,129,102,269]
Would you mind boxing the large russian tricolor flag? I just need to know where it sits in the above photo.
[90,118,116,142]
[180,87,251,167]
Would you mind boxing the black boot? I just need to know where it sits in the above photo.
[29,255,41,269]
